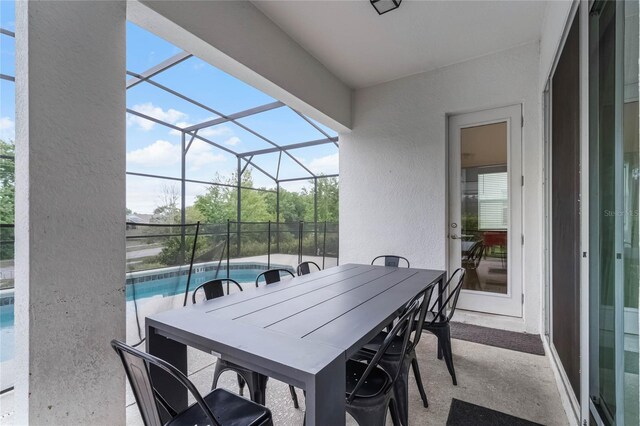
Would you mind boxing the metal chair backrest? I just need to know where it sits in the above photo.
[371,255,410,268]
[409,282,438,348]
[192,278,242,304]
[465,241,484,269]
[428,268,466,324]
[110,339,219,426]
[255,268,295,287]
[347,300,419,403]
[297,261,321,276]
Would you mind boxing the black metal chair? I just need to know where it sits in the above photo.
[191,279,263,403]
[192,278,243,304]
[462,241,484,270]
[253,268,301,408]
[371,255,410,268]
[344,300,420,426]
[422,268,466,385]
[461,241,485,290]
[353,282,436,425]
[255,268,295,287]
[302,301,419,426]
[296,261,321,276]
[111,339,273,426]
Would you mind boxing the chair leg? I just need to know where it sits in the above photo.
[440,326,457,385]
[437,340,443,360]
[213,361,251,397]
[237,374,246,396]
[388,397,402,426]
[289,385,300,409]
[212,360,270,404]
[211,360,224,391]
[347,402,388,426]
[411,357,428,408]
[392,358,410,426]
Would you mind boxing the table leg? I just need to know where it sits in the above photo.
[146,324,188,421]
[305,355,346,426]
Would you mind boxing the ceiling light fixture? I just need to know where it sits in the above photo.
[370,0,402,15]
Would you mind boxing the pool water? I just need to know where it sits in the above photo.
[0,267,274,364]
[125,268,265,301]
[1,304,15,363]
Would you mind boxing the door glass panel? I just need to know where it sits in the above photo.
[622,0,638,423]
[592,3,616,421]
[590,1,639,423]
[460,122,508,294]
[591,2,617,420]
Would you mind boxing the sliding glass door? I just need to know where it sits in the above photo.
[589,1,639,424]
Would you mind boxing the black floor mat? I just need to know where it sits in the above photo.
[450,322,545,355]
[446,399,544,426]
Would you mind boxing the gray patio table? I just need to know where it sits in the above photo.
[146,263,445,426]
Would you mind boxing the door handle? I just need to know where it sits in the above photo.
[450,234,461,239]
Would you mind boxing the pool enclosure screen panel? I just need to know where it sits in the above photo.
[551,11,581,399]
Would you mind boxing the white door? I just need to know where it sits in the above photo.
[448,105,523,317]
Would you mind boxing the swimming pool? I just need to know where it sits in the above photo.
[125,267,270,301]
[0,265,287,364]
[1,299,15,364]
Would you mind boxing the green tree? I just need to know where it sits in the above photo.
[193,173,236,223]
[0,140,15,225]
[0,140,15,261]
[191,170,339,225]
[278,188,307,222]
[301,176,339,222]
[316,176,339,222]
[193,170,277,223]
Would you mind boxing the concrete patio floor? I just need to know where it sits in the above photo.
[109,333,569,425]
[0,332,570,425]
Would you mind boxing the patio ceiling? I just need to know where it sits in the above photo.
[253,0,548,88]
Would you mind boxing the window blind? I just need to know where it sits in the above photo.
[478,172,508,230]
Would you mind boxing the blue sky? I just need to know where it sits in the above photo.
[1,2,338,214]
[1,1,16,144]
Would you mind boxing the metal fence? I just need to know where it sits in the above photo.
[0,220,338,364]
[0,224,14,288]
[125,220,339,274]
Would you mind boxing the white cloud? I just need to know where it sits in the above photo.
[126,176,184,215]
[127,103,187,131]
[126,153,231,214]
[170,121,192,133]
[202,126,233,138]
[308,153,339,175]
[127,177,212,215]
[126,140,181,167]
[224,136,241,146]
[0,117,15,141]
[186,140,227,172]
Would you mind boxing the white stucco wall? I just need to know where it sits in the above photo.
[340,43,543,333]
[15,1,126,424]
[128,0,352,132]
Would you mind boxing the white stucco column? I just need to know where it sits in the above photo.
[15,1,126,424]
